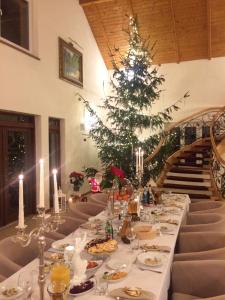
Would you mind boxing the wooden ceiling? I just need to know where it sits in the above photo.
[79,0,225,69]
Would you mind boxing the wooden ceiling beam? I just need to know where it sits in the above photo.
[79,0,114,7]
[206,0,212,59]
[170,0,181,63]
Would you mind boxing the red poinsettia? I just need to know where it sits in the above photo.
[69,171,84,191]
[110,166,125,179]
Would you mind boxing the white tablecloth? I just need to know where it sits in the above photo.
[1,193,190,300]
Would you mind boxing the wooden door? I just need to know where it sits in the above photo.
[0,114,35,226]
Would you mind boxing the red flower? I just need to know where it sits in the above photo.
[70,171,84,178]
[110,166,125,179]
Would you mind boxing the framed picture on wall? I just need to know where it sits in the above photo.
[59,37,83,87]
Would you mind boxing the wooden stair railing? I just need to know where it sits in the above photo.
[210,106,225,200]
[144,106,225,201]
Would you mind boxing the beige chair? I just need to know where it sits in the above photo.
[190,201,225,214]
[177,232,225,253]
[89,193,107,207]
[172,260,225,299]
[180,213,225,233]
[56,216,84,236]
[0,236,54,267]
[74,202,104,216]
[68,202,91,221]
[0,253,21,279]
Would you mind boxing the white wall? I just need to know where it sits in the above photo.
[157,57,225,120]
[0,0,108,206]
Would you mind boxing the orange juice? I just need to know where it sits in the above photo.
[51,263,70,291]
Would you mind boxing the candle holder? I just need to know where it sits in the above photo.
[14,207,65,300]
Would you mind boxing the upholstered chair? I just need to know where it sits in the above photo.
[177,232,225,253]
[0,236,54,267]
[0,253,21,279]
[89,193,107,207]
[180,213,225,232]
[56,216,84,235]
[172,260,225,299]
[190,201,225,214]
[73,202,104,216]
[68,202,91,221]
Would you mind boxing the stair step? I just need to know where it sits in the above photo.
[174,162,209,167]
[163,183,210,191]
[164,179,211,187]
[167,172,210,179]
[161,187,212,196]
[169,168,210,174]
[166,175,205,182]
[189,194,211,199]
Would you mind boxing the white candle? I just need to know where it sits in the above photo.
[52,169,59,213]
[135,150,139,175]
[18,174,25,228]
[39,159,45,208]
[138,147,141,173]
[141,150,144,173]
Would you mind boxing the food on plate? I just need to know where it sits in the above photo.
[144,257,161,266]
[123,287,142,297]
[103,271,128,281]
[134,225,152,232]
[44,251,64,261]
[87,261,98,269]
[57,243,71,251]
[2,288,19,297]
[87,239,117,254]
[69,280,94,295]
[141,244,160,251]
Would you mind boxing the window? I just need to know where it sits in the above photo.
[0,0,30,50]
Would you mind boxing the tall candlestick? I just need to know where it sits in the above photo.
[18,174,25,228]
[52,169,59,213]
[39,159,45,208]
[138,147,141,173]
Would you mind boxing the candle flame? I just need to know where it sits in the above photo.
[52,169,58,175]
[39,158,44,164]
[18,174,24,180]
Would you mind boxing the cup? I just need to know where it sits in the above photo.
[47,282,67,300]
[94,275,108,296]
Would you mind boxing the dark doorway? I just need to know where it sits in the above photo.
[185,127,197,145]
[0,112,35,226]
[49,118,61,208]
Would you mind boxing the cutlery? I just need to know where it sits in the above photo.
[163,232,175,235]
[139,267,162,274]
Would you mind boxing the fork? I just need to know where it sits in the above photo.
[139,267,162,274]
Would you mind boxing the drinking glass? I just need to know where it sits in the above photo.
[47,281,67,300]
[94,275,108,296]
[17,270,37,299]
[50,263,70,289]
[127,228,136,252]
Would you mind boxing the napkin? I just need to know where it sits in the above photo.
[109,288,155,300]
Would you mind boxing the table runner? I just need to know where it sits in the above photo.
[1,193,190,300]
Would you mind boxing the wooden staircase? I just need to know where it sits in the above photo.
[157,139,219,202]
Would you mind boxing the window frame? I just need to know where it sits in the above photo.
[0,0,38,57]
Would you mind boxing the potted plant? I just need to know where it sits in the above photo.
[69,171,84,197]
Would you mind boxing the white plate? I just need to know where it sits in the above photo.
[137,252,166,268]
[160,223,176,233]
[51,239,74,251]
[69,280,95,297]
[107,258,129,270]
[0,287,24,300]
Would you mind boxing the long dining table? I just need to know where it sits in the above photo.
[1,193,190,300]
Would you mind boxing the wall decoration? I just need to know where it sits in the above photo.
[59,37,83,87]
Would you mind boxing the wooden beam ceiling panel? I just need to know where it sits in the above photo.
[80,0,225,69]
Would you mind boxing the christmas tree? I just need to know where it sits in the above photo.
[79,16,189,186]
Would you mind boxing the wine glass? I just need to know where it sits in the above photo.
[126,227,136,252]
[17,270,37,299]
